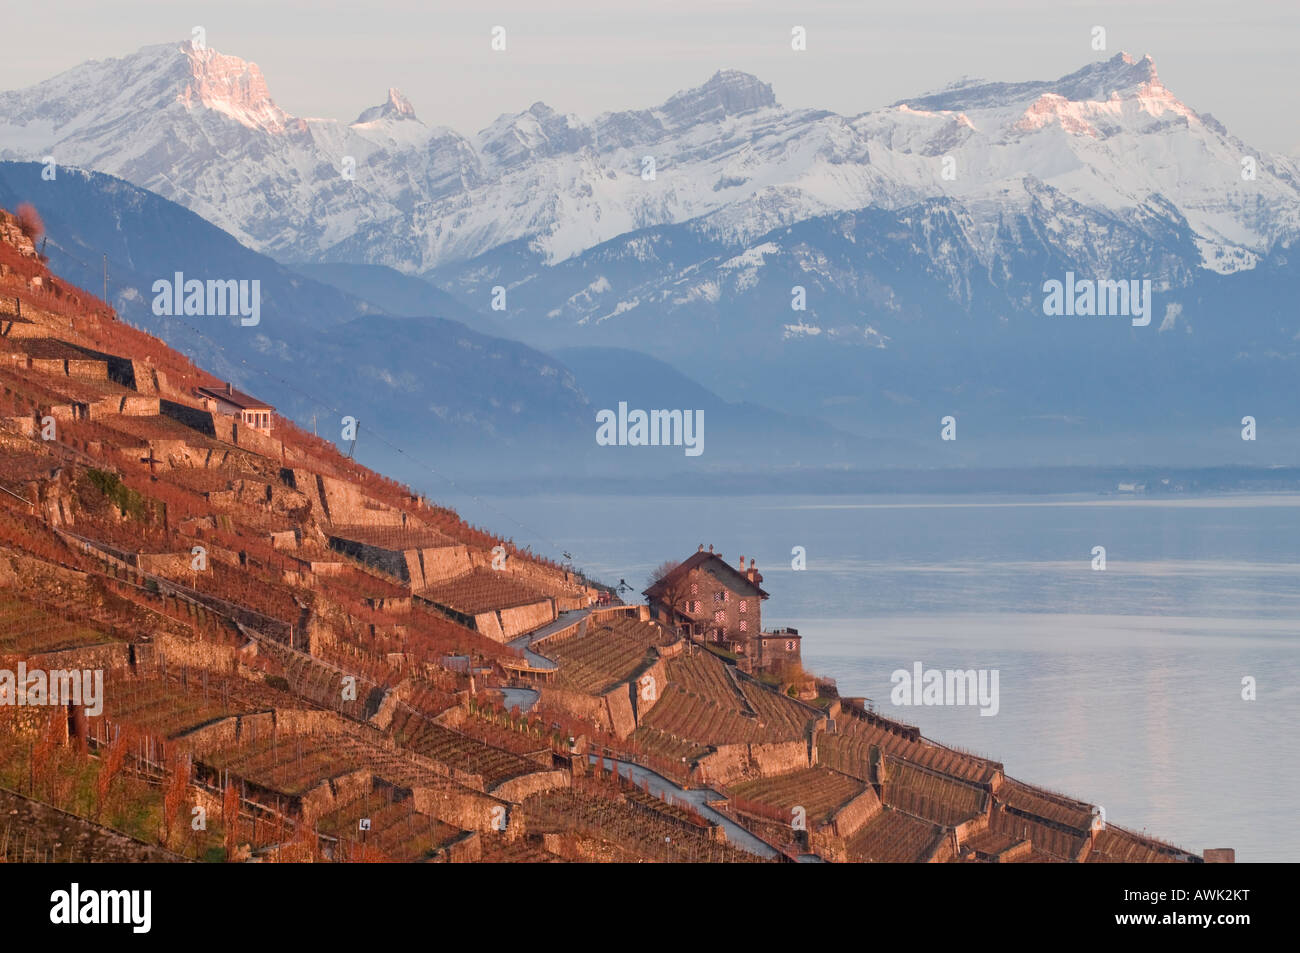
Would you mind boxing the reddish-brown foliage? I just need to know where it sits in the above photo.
[95,726,133,821]
[15,203,43,244]
[162,753,191,845]
[222,783,240,860]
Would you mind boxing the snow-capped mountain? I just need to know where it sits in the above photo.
[3,41,1299,468]
[2,40,1297,279]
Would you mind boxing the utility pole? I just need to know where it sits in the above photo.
[103,254,108,304]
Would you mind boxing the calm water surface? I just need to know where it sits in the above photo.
[442,491,1300,862]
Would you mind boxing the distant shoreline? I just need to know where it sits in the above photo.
[455,464,1300,498]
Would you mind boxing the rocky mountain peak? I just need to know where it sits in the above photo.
[658,69,778,128]
[354,87,418,124]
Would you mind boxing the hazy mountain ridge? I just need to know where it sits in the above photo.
[0,162,593,469]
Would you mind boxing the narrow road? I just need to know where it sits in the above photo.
[499,687,540,713]
[588,754,782,859]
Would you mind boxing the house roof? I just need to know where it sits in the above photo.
[196,381,273,412]
[764,627,801,639]
[643,550,769,601]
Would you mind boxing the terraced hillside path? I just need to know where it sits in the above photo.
[588,754,793,861]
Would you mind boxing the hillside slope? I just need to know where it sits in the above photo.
[0,162,593,476]
[0,206,1203,863]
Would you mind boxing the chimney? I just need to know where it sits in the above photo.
[708,544,713,554]
[738,555,746,572]
[698,544,704,553]
[226,381,233,395]
[747,561,758,583]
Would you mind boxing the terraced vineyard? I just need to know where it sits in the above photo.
[393,678,461,721]
[96,674,254,739]
[958,827,1025,861]
[543,616,663,694]
[455,710,555,758]
[0,508,99,574]
[0,788,184,863]
[736,674,816,736]
[665,651,745,704]
[0,596,118,655]
[989,806,1088,861]
[622,786,711,831]
[1086,826,1185,863]
[255,638,388,721]
[521,789,761,863]
[419,567,549,615]
[729,767,864,828]
[388,713,544,789]
[882,757,987,827]
[996,778,1095,831]
[314,795,465,862]
[626,725,711,765]
[636,682,765,747]
[477,835,566,863]
[819,713,1002,787]
[845,807,948,863]
[199,733,372,796]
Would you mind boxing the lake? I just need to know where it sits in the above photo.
[440,490,1300,862]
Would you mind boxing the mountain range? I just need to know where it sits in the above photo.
[0,161,852,483]
[2,41,1298,471]
[4,42,1296,274]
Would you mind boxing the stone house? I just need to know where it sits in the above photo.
[195,381,274,435]
[756,626,802,672]
[645,545,800,667]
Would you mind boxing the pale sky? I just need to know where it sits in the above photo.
[4,0,1298,153]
